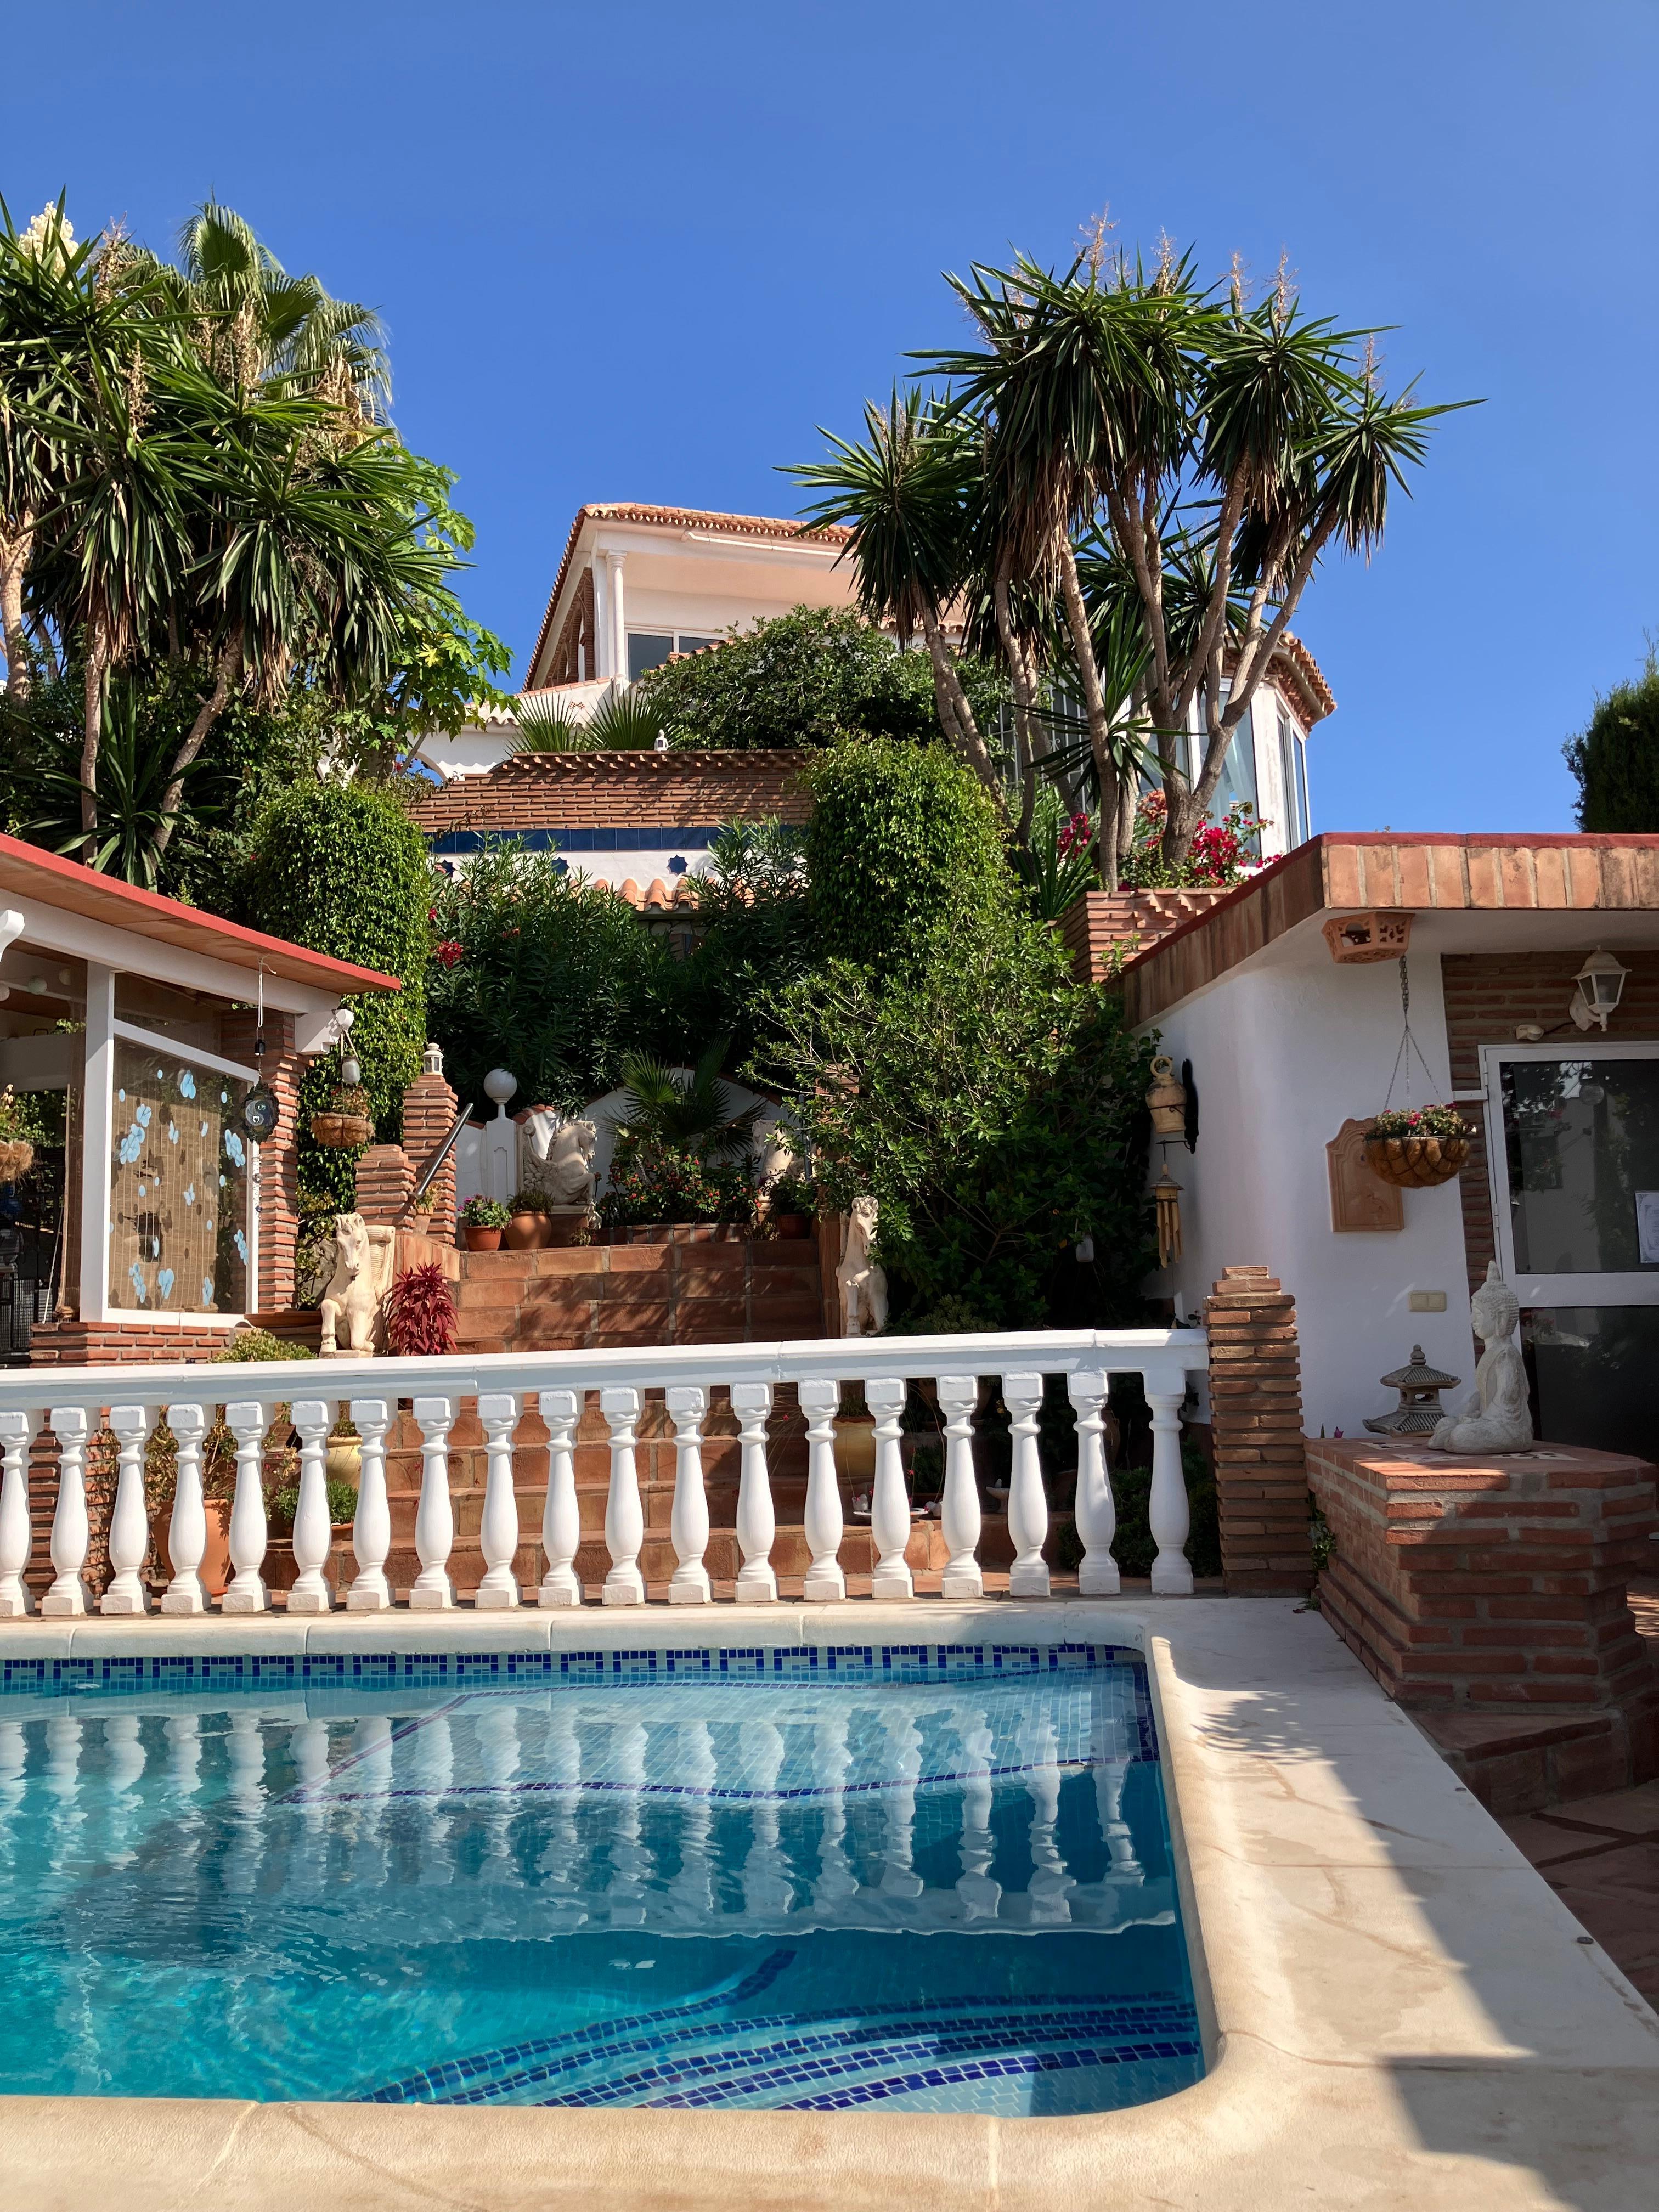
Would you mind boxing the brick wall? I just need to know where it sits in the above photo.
[401,1065,460,1239]
[220,1008,302,1314]
[1441,949,1659,1295]
[1203,1266,1315,1594]
[353,1144,415,1226]
[453,1237,824,1355]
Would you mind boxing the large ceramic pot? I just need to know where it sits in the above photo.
[326,1435,362,1491]
[1365,1134,1469,1189]
[464,1224,504,1252]
[505,1211,551,1251]
[771,1212,811,1241]
[150,1499,232,1598]
[832,1414,877,1485]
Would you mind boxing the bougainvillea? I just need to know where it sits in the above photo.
[1119,792,1263,889]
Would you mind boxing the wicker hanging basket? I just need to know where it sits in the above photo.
[1364,1133,1469,1189]
[309,1111,374,1150]
[0,1138,34,1183]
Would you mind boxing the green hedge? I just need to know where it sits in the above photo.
[1564,662,1659,830]
[240,782,430,1207]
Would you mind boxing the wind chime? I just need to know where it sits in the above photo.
[240,965,282,1142]
[1146,1054,1190,1268]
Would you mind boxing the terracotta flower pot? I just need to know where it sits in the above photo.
[832,1414,877,1485]
[1365,1134,1469,1189]
[504,1211,550,1251]
[772,1212,811,1240]
[464,1224,504,1251]
[150,1499,233,1599]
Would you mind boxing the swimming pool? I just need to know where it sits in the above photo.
[0,1644,1203,2117]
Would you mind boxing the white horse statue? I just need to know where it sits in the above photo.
[837,1195,888,1337]
[319,1212,397,1357]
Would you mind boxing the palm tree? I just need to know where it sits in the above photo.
[613,1040,765,1161]
[505,693,596,752]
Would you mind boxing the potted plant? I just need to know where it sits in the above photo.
[310,1083,374,1150]
[765,1170,815,1240]
[505,1187,554,1251]
[386,1262,459,1354]
[1364,1103,1472,1189]
[599,1142,758,1242]
[0,1087,37,1185]
[459,1195,510,1251]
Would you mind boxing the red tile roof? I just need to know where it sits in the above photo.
[406,749,814,836]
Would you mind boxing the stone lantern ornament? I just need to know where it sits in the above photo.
[1363,1345,1461,1437]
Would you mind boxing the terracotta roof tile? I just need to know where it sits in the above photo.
[407,749,814,837]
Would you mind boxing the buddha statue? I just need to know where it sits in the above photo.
[1430,1262,1534,1455]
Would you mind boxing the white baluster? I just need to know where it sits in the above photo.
[955,1706,1001,1922]
[867,1376,912,1600]
[1025,1713,1075,1926]
[103,1404,155,1616]
[0,1411,38,1616]
[157,1402,211,1615]
[879,1709,923,1901]
[665,1385,711,1604]
[732,1381,776,1604]
[668,1717,718,1923]
[937,1375,982,1600]
[605,1719,650,1925]
[166,1711,204,1798]
[476,1391,522,1609]
[287,1400,337,1614]
[537,1389,583,1607]
[600,1386,645,1606]
[1003,1373,1050,1598]
[740,1720,792,1922]
[1146,1372,1194,1595]
[347,1398,393,1611]
[221,1400,269,1615]
[799,1378,845,1601]
[812,1704,859,1917]
[42,1405,92,1617]
[409,1396,456,1610]
[1068,1368,1119,1596]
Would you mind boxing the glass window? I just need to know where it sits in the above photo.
[109,1038,250,1314]
[1522,1306,1659,1458]
[1500,1057,1659,1274]
[626,633,675,681]
[1195,684,1256,820]
[1279,707,1309,845]
[675,634,717,655]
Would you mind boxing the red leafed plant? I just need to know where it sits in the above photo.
[385,1263,458,1356]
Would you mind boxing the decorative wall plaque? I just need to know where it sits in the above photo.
[1327,1116,1404,1232]
[1322,911,1414,964]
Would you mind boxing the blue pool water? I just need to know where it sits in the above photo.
[0,1646,1204,2115]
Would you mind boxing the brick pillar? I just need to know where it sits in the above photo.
[1204,1265,1316,1595]
[221,1008,302,1314]
[354,1144,415,1226]
[401,1052,460,1240]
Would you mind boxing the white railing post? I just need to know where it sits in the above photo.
[799,1378,845,1601]
[0,1411,36,1617]
[42,1406,92,1617]
[159,1403,208,1617]
[731,1381,776,1603]
[102,1404,155,1616]
[936,1375,982,1600]
[665,1384,712,1604]
[537,1389,583,1607]
[221,1401,269,1615]
[1146,1368,1194,1595]
[347,1398,393,1611]
[867,1376,912,1600]
[410,1396,456,1610]
[287,1400,337,1613]
[1069,1368,1119,1596]
[600,1385,645,1606]
[476,1391,522,1609]
[1003,1372,1050,1598]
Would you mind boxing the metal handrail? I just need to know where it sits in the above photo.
[407,1103,477,1214]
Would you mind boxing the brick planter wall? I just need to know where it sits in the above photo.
[1203,1266,1315,1594]
[1307,1433,1659,1809]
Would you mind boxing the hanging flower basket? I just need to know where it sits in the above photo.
[310,1085,374,1150]
[1364,1106,1471,1189]
[0,1138,35,1184]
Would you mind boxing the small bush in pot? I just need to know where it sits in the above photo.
[459,1194,509,1250]
[765,1170,816,1238]
[386,1262,459,1355]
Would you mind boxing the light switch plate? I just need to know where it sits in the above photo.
[1408,1290,1448,1312]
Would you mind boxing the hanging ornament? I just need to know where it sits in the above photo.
[1153,1165,1183,1268]
[1146,1056,1188,1138]
[240,964,281,1143]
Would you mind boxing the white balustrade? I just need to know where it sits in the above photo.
[0,1410,35,1617]
[347,1398,393,1612]
[1003,1372,1050,1598]
[221,1400,268,1615]
[475,1390,522,1609]
[600,1386,645,1606]
[937,1375,981,1600]
[537,1389,583,1607]
[287,1400,337,1615]
[410,1395,456,1610]
[665,1384,711,1604]
[0,1323,1207,1617]
[799,1378,844,1601]
[1068,1368,1119,1596]
[867,1376,911,1600]
[731,1381,776,1603]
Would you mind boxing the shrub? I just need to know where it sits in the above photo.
[267,1479,359,1532]
[1119,793,1262,889]
[1564,657,1659,830]
[459,1195,509,1228]
[804,737,1013,974]
[509,1187,552,1215]
[600,1144,758,1229]
[386,1262,459,1355]
[239,782,431,1206]
[214,1329,314,1364]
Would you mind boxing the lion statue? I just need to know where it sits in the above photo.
[319,1212,397,1357]
[517,1110,599,1212]
[837,1195,888,1337]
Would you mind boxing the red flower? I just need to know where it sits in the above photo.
[435,939,464,969]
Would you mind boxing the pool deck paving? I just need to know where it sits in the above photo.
[0,1593,1656,2211]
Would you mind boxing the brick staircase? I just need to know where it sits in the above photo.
[452,1238,826,1353]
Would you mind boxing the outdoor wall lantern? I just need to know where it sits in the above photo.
[1569,949,1628,1032]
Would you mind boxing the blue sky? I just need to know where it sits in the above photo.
[5,1,1655,834]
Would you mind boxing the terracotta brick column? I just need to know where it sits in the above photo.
[354,1144,415,1226]
[1203,1265,1316,1594]
[401,1053,460,1240]
[221,1008,302,1313]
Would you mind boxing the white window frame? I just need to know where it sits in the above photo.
[104,1018,260,1328]
[1480,1039,1659,1308]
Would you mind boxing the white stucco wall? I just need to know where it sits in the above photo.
[1144,938,1474,1435]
